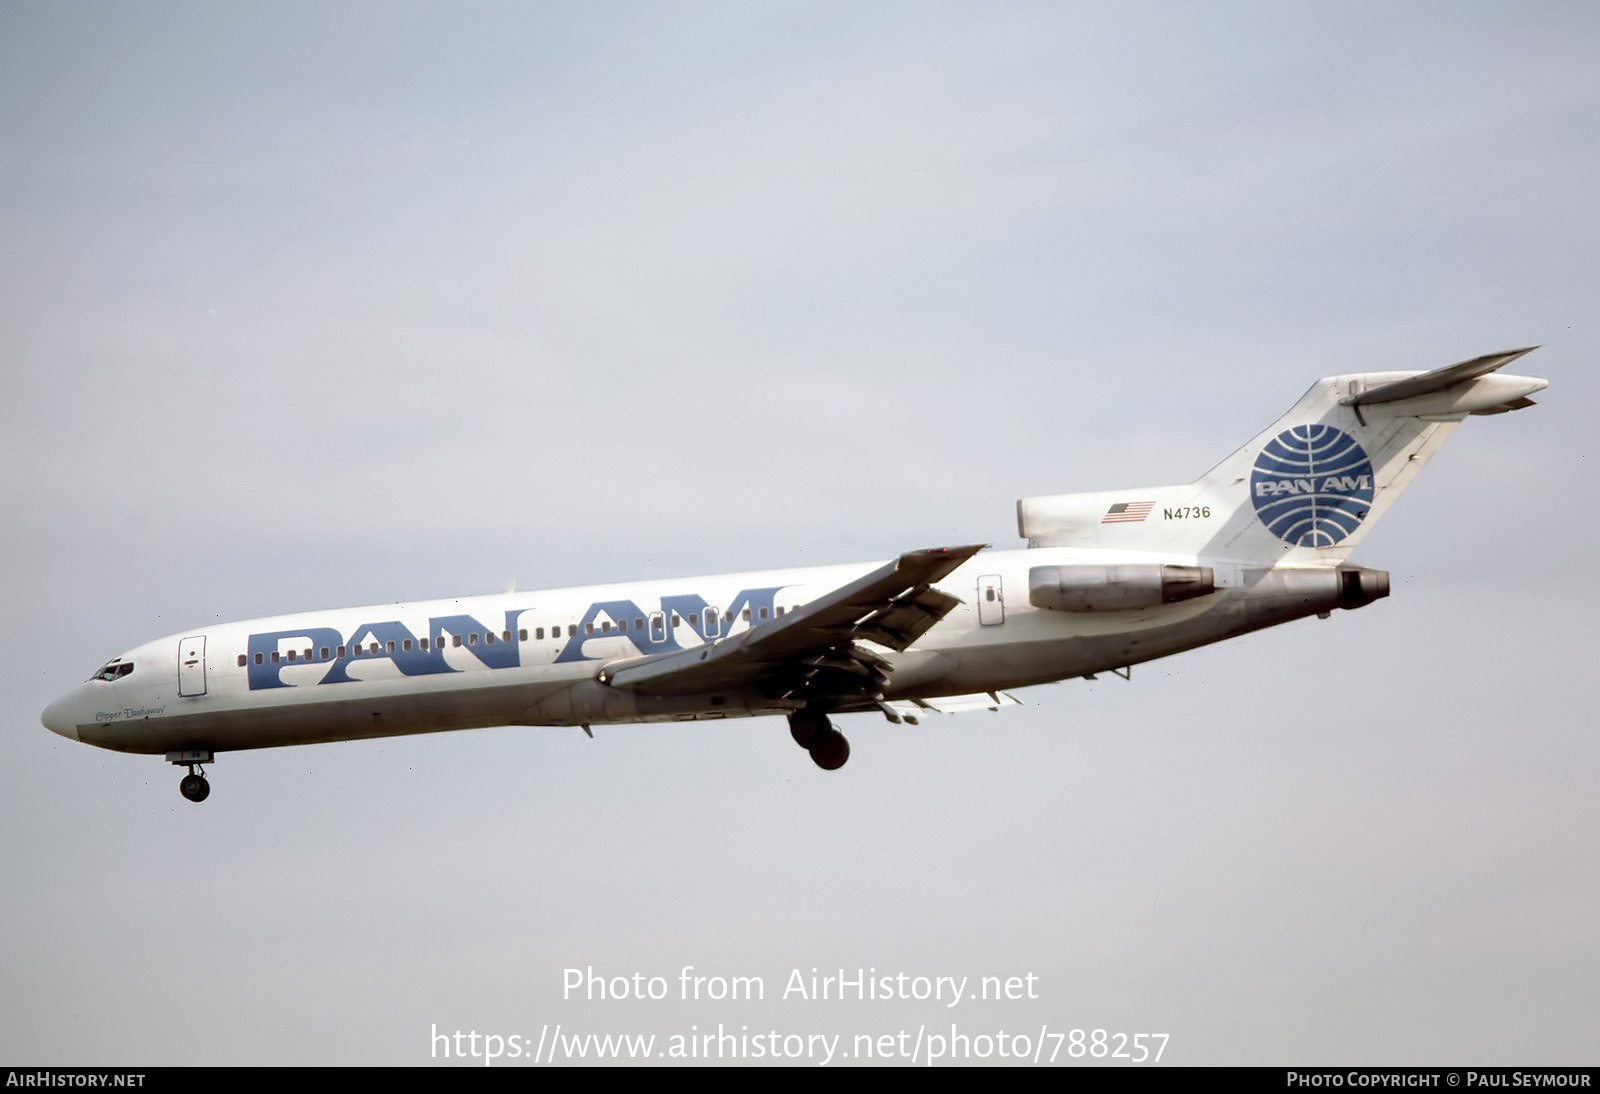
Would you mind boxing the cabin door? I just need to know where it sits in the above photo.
[977,575,1005,626]
[178,635,208,696]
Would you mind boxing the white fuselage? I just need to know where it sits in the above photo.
[43,545,1263,756]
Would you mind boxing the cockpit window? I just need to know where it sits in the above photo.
[90,659,135,682]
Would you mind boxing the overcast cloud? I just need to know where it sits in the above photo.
[2,1,1596,1066]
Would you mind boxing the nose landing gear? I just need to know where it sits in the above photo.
[167,750,214,803]
[179,770,210,802]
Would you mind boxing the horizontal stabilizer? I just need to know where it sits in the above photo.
[1341,346,1539,407]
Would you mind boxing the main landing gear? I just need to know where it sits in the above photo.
[787,709,850,771]
[167,750,214,803]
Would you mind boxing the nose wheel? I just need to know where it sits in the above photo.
[167,750,215,803]
[179,769,210,802]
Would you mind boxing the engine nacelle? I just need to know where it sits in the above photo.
[1028,564,1215,613]
[1335,565,1389,609]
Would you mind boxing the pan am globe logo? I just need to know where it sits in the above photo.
[1250,425,1375,547]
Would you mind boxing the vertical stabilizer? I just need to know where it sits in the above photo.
[1017,348,1546,564]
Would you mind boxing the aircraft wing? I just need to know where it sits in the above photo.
[598,544,985,699]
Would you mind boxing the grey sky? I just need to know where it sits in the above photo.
[3,1,1596,1065]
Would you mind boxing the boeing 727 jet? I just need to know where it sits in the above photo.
[42,348,1548,801]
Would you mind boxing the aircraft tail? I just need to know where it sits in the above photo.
[1017,348,1547,565]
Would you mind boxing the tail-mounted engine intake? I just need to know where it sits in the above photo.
[1028,564,1215,613]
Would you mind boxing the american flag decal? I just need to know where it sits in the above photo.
[1102,501,1155,524]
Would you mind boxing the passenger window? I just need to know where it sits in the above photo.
[254,653,264,665]
[567,625,576,637]
[503,630,512,643]
[237,654,246,667]
[535,627,545,640]
[584,623,594,635]
[616,619,627,632]
[742,609,751,621]
[671,615,681,627]
[402,640,411,652]
[758,607,769,620]
[337,645,346,657]
[321,647,330,659]
[483,632,493,645]
[287,650,297,662]
[386,641,396,653]
[420,638,429,651]
[600,621,611,633]
[776,606,785,616]
[635,617,645,630]
[271,652,280,663]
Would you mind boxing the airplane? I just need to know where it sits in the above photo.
[41,348,1547,802]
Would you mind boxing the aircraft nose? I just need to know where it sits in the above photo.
[41,692,80,741]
